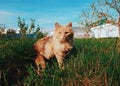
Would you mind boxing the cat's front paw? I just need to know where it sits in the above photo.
[64,46,72,51]
[59,64,65,70]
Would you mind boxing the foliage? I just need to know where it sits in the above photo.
[18,17,28,38]
[18,17,46,39]
[29,19,35,34]
[0,38,120,86]
[79,0,119,27]
[105,0,120,36]
[105,0,120,14]
[7,29,16,34]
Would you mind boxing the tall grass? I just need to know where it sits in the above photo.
[0,38,120,86]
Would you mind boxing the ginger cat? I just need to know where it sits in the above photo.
[34,22,74,71]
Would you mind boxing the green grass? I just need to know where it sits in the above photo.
[0,38,120,86]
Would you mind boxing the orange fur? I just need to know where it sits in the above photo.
[34,22,74,70]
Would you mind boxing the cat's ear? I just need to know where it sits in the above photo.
[55,22,61,28]
[67,22,72,27]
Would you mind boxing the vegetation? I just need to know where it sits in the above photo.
[0,17,47,39]
[105,0,120,35]
[0,38,120,86]
[0,1,120,85]
[18,17,46,39]
[79,0,120,31]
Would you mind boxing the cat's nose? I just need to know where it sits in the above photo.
[62,36,65,39]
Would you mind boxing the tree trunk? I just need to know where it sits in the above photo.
[118,16,120,37]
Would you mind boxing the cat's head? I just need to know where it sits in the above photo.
[53,22,74,43]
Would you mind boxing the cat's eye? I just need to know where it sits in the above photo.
[58,32,61,34]
[65,32,69,34]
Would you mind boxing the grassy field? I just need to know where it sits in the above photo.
[0,38,120,86]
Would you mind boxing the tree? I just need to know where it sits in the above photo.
[33,25,47,39]
[18,17,28,38]
[34,25,40,34]
[79,0,119,28]
[0,31,2,38]
[0,24,6,34]
[105,0,120,36]
[79,9,94,27]
[7,29,16,34]
[79,1,109,28]
[18,17,46,39]
[29,19,35,34]
[18,17,36,38]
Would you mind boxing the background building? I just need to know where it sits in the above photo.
[73,27,95,38]
[91,24,119,38]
